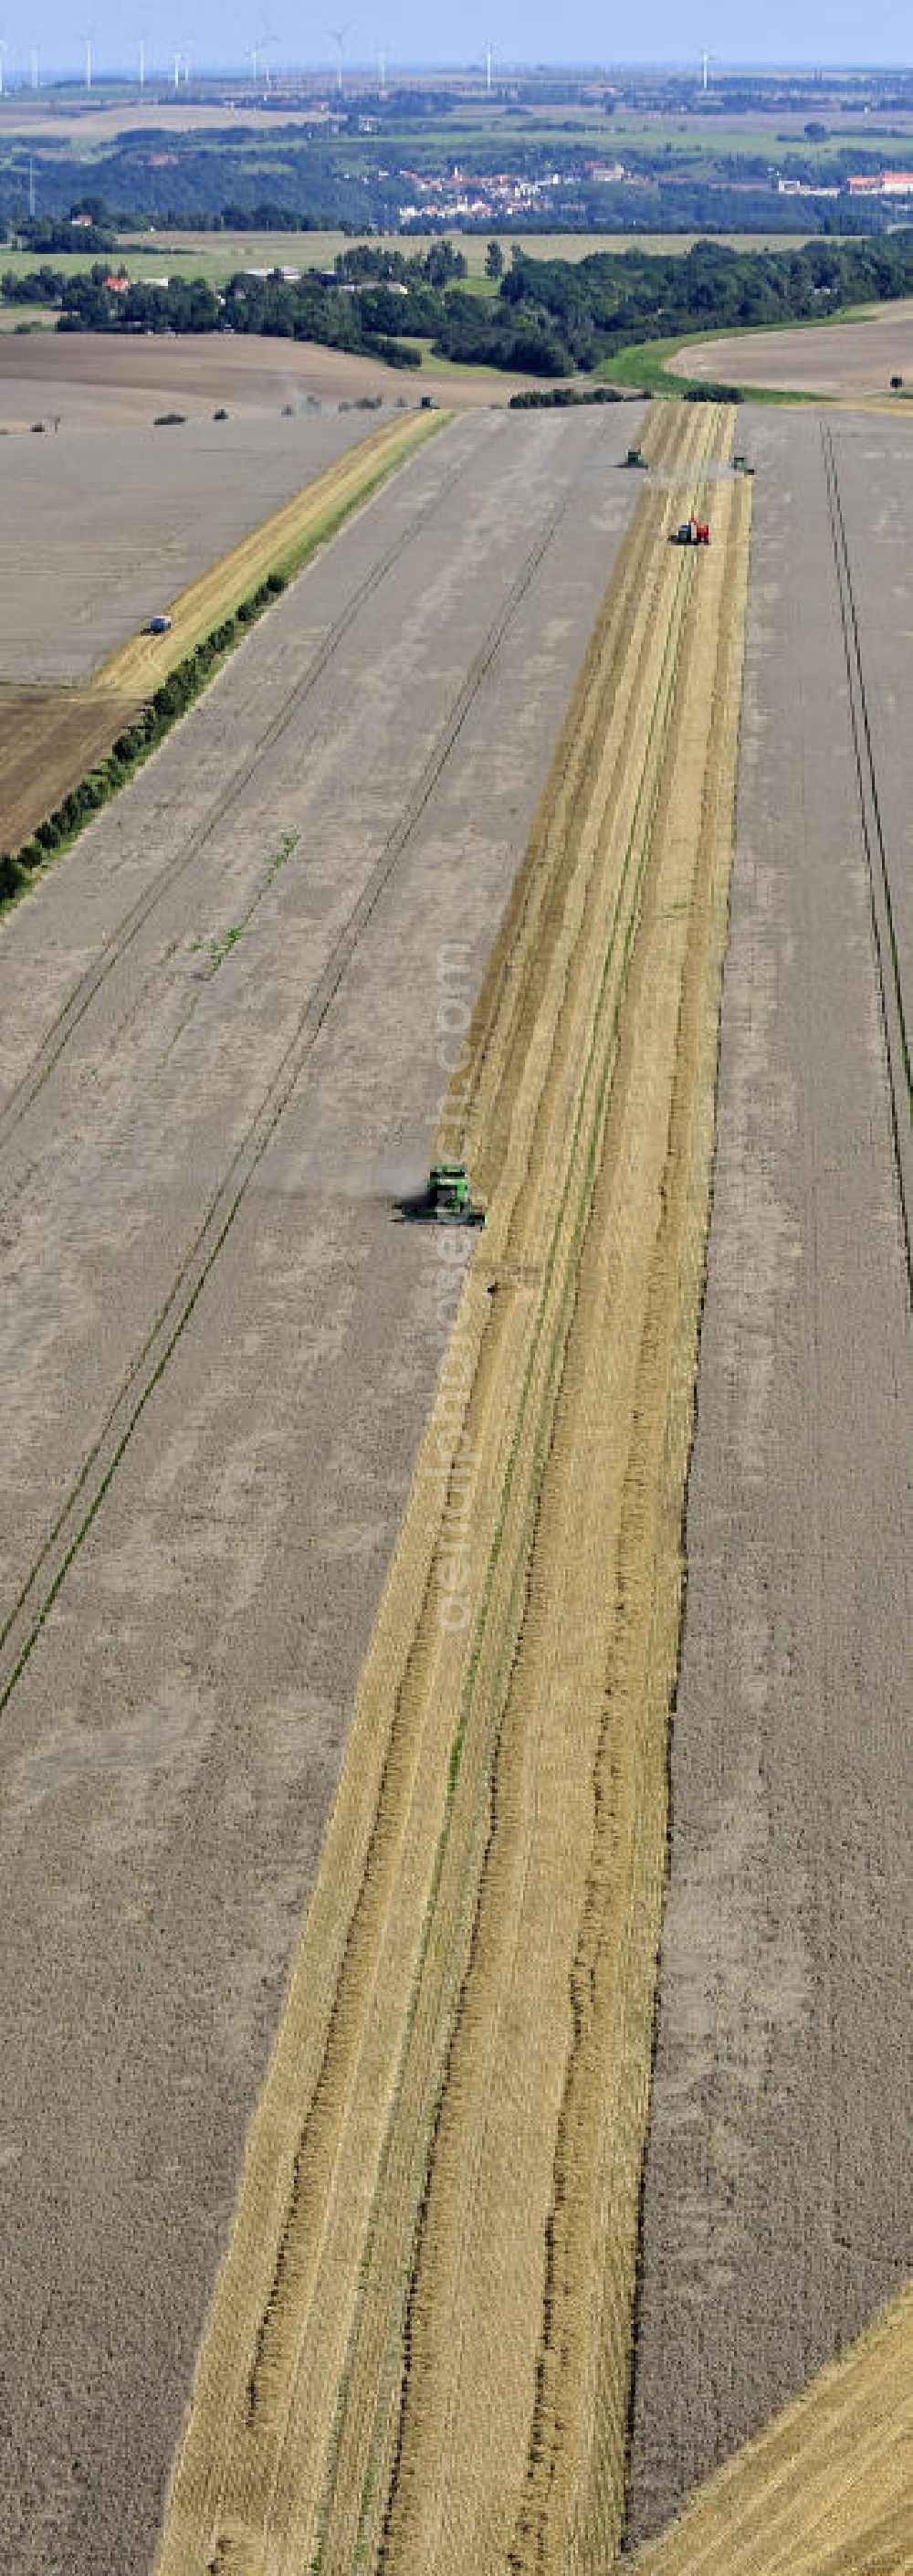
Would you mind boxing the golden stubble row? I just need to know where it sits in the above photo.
[154,402,750,2576]
[383,444,751,2576]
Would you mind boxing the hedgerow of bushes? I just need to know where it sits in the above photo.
[0,570,288,912]
[509,382,626,409]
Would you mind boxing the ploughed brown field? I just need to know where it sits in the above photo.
[0,327,538,431]
[0,386,908,2576]
[673,298,913,395]
[0,681,142,846]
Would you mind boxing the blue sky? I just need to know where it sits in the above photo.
[2,5,911,85]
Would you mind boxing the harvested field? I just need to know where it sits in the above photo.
[0,329,539,431]
[818,413,913,1032]
[94,408,446,692]
[0,398,663,2576]
[673,298,913,396]
[0,409,443,853]
[627,404,912,2544]
[0,409,387,686]
[627,2286,913,2576]
[152,400,750,2576]
[4,346,907,2576]
[0,100,339,139]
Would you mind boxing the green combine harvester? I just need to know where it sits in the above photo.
[624,447,648,468]
[425,1162,486,1226]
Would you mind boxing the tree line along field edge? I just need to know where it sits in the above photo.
[6,231,913,388]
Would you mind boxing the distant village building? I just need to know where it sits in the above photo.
[777,177,840,197]
[398,160,565,227]
[847,170,913,196]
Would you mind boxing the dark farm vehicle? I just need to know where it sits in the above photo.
[425,1163,486,1226]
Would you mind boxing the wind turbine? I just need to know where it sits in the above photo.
[328,23,352,98]
[377,42,387,98]
[0,42,5,97]
[82,26,95,89]
[257,24,277,89]
[699,48,712,91]
[30,37,40,85]
[137,33,145,87]
[485,36,492,93]
[173,46,183,85]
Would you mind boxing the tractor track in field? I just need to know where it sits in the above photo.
[0,460,587,1719]
[822,422,912,1285]
[153,403,750,2576]
[0,413,489,1153]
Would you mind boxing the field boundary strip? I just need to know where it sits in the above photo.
[152,404,752,2576]
[623,2282,913,2576]
[0,459,587,1722]
[821,421,912,1287]
[0,409,492,1141]
[0,406,448,872]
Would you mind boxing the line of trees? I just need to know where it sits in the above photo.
[492,231,913,363]
[5,227,913,379]
[333,240,467,285]
[1,263,422,366]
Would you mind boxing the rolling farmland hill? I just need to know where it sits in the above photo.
[672,300,913,397]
